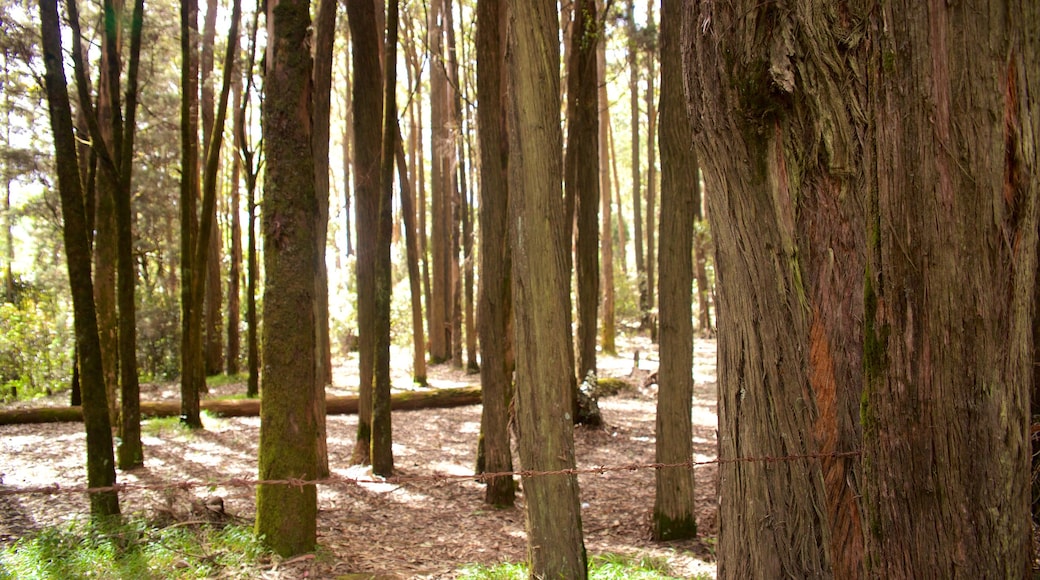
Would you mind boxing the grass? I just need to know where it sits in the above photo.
[457,552,709,580]
[205,373,248,389]
[0,517,270,580]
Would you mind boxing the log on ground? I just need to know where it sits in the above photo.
[0,386,483,425]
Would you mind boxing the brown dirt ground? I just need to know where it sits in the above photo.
[0,336,719,578]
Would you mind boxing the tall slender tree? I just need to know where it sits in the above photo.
[255,0,320,556]
[347,0,383,466]
[39,0,120,517]
[651,0,695,540]
[643,2,656,329]
[626,0,646,324]
[507,0,587,575]
[475,0,513,508]
[179,0,202,427]
[596,2,616,355]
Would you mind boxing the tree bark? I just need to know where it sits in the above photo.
[565,0,599,386]
[651,0,695,540]
[226,48,242,377]
[179,0,202,427]
[39,0,120,516]
[475,0,514,508]
[256,0,319,556]
[507,0,587,575]
[861,2,1036,575]
[626,0,646,324]
[201,0,223,378]
[396,130,428,386]
[238,8,261,400]
[347,0,383,466]
[644,9,657,331]
[428,0,453,364]
[596,5,616,356]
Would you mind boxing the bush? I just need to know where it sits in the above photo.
[0,280,73,402]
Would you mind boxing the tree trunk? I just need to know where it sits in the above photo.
[446,0,464,371]
[566,0,599,388]
[626,0,646,324]
[256,0,319,556]
[596,7,616,356]
[371,0,400,478]
[179,0,202,427]
[861,2,1036,575]
[39,0,120,516]
[201,0,223,378]
[311,0,336,479]
[608,119,627,274]
[226,53,242,377]
[238,7,261,400]
[396,130,428,386]
[340,14,354,258]
[347,0,383,466]
[507,0,587,575]
[693,222,711,333]
[428,0,453,364]
[644,11,657,331]
[651,0,695,540]
[475,0,514,508]
[683,1,868,576]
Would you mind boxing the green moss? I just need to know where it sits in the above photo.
[595,377,632,397]
[651,511,698,541]
[861,270,888,438]
[882,51,896,73]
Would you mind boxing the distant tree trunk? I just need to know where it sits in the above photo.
[115,0,145,470]
[626,0,646,323]
[475,0,514,508]
[565,0,599,385]
[396,130,427,385]
[596,7,616,356]
[370,0,399,478]
[39,0,120,516]
[311,0,336,479]
[201,0,223,378]
[608,120,627,274]
[226,55,242,376]
[347,0,383,466]
[179,0,203,427]
[93,0,120,426]
[340,16,354,258]
[2,50,14,301]
[446,2,466,371]
[428,0,452,364]
[694,217,711,332]
[239,8,261,399]
[255,0,319,556]
[644,11,657,331]
[651,0,694,540]
[507,0,587,576]
[861,2,1035,575]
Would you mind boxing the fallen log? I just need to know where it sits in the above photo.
[0,386,483,425]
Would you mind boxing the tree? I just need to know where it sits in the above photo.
[39,0,120,517]
[596,0,616,356]
[179,0,202,427]
[507,0,587,575]
[372,0,399,477]
[347,0,383,466]
[255,0,320,556]
[427,0,454,364]
[565,0,599,385]
[237,7,261,400]
[475,0,514,508]
[650,0,695,541]
[683,0,1037,576]
[643,3,657,334]
[200,0,223,378]
[225,47,242,377]
[626,0,646,325]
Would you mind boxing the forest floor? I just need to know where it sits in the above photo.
[0,334,719,578]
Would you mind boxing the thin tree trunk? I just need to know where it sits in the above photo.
[626,0,646,324]
[340,17,354,258]
[179,0,202,427]
[607,117,627,274]
[238,7,261,399]
[226,51,242,376]
[371,0,399,478]
[596,8,616,355]
[311,0,336,479]
[201,0,223,378]
[644,6,656,331]
[428,0,452,364]
[396,128,427,385]
[39,0,120,516]
[475,0,514,508]
[446,0,464,370]
[651,0,695,539]
[566,0,599,385]
[347,0,384,466]
[507,0,587,575]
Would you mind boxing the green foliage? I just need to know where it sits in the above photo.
[0,279,73,402]
[142,416,193,438]
[206,372,248,389]
[136,291,181,381]
[0,518,271,580]
[457,552,701,580]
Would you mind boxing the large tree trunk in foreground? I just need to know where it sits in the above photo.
[507,0,587,575]
[255,0,320,556]
[651,0,695,541]
[0,386,483,424]
[860,2,1036,575]
[475,0,514,508]
[685,0,1038,577]
[347,0,383,466]
[39,0,120,517]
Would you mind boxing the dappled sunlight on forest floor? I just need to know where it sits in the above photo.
[0,335,719,578]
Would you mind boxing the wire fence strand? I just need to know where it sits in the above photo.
[0,450,862,498]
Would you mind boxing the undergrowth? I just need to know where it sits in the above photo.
[0,517,270,579]
[457,552,709,580]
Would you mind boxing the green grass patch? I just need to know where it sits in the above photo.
[205,373,248,389]
[457,552,701,580]
[0,517,270,580]
[142,416,193,438]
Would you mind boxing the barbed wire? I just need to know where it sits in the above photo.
[0,450,861,498]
